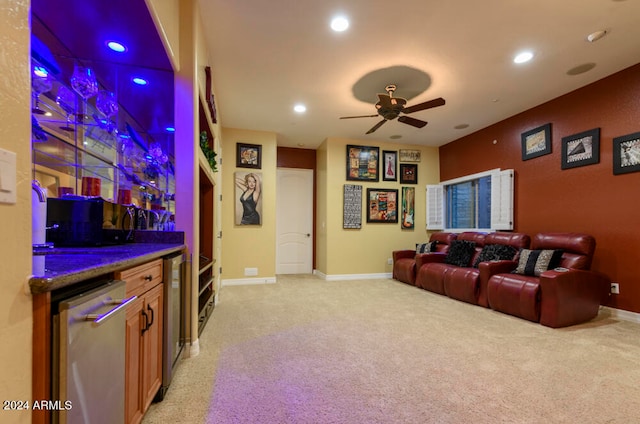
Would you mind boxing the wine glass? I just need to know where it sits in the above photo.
[56,86,77,132]
[96,90,118,132]
[32,66,53,114]
[70,64,98,100]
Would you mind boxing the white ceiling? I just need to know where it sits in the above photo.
[198,0,640,149]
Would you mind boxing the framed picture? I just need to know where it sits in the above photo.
[401,187,415,229]
[346,145,379,181]
[521,123,551,160]
[234,171,262,225]
[382,150,397,181]
[343,184,362,229]
[399,149,421,162]
[236,143,262,169]
[613,131,640,175]
[366,188,398,223]
[561,128,600,169]
[399,163,418,184]
[205,66,217,123]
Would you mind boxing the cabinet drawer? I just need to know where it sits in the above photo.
[116,259,163,297]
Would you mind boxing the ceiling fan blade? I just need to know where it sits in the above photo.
[340,114,379,119]
[402,97,446,114]
[398,115,428,128]
[366,119,387,134]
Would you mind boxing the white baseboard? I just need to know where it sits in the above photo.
[601,306,640,324]
[221,276,277,286]
[189,339,200,358]
[315,271,392,281]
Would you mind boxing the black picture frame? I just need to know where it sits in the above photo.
[399,163,418,184]
[366,188,398,223]
[346,145,379,181]
[613,131,640,175]
[382,150,397,181]
[236,143,262,169]
[561,128,600,169]
[521,123,552,160]
[205,66,217,123]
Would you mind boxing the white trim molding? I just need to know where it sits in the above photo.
[221,277,277,286]
[600,306,640,324]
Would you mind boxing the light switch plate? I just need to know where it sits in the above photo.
[0,148,17,204]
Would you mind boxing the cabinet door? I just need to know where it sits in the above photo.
[141,283,164,411]
[125,296,144,424]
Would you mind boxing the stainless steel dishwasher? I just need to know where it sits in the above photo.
[53,279,136,424]
[156,252,186,400]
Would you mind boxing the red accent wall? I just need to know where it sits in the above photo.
[439,63,640,313]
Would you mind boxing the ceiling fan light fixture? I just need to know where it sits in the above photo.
[330,16,349,32]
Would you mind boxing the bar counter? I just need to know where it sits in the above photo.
[29,242,186,294]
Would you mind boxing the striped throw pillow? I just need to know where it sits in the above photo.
[513,249,564,276]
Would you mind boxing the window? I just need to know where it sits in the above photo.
[427,169,513,231]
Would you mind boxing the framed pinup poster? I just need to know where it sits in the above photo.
[366,188,398,223]
[234,171,262,225]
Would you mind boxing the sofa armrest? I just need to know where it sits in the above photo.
[538,269,610,328]
[415,252,447,268]
[476,260,518,307]
[393,249,416,262]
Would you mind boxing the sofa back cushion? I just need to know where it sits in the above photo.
[429,232,458,253]
[531,233,595,270]
[416,241,438,254]
[484,232,531,250]
[445,239,477,267]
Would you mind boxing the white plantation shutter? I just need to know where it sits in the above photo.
[490,169,514,230]
[426,184,444,230]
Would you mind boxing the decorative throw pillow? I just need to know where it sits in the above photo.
[473,244,517,268]
[513,249,564,276]
[444,240,476,267]
[416,241,438,254]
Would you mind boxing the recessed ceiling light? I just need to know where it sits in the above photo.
[389,135,402,140]
[106,41,127,53]
[330,16,349,32]
[454,124,469,130]
[513,51,534,64]
[293,104,306,113]
[132,77,148,85]
[165,126,175,132]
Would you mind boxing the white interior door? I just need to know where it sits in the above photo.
[276,168,313,274]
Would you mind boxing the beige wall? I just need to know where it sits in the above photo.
[221,128,277,281]
[0,1,33,423]
[145,0,181,70]
[316,137,439,277]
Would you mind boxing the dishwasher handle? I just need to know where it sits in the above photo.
[85,295,137,326]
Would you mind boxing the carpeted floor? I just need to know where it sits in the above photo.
[142,274,640,424]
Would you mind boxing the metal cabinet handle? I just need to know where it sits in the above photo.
[85,296,137,326]
[144,275,153,281]
[146,304,154,328]
[141,308,149,335]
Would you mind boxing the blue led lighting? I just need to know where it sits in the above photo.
[132,77,148,86]
[165,126,175,132]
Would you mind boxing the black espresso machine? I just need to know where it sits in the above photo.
[46,196,137,246]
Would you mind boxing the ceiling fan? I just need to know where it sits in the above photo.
[340,84,445,134]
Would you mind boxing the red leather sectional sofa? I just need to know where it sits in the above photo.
[392,232,610,328]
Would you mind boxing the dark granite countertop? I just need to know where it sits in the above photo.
[30,242,186,294]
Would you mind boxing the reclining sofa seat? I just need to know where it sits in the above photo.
[415,232,487,295]
[487,233,610,328]
[444,232,531,307]
[392,232,457,286]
